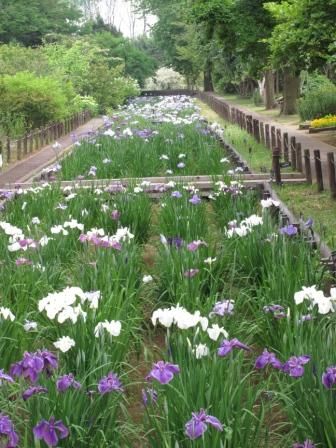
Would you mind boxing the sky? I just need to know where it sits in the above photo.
[95,0,157,38]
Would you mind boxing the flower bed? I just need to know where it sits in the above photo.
[0,96,334,448]
[41,96,236,182]
[309,114,336,132]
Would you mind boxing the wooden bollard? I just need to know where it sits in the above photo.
[283,132,289,162]
[271,126,276,150]
[253,119,260,142]
[314,150,324,192]
[16,139,21,161]
[304,149,312,184]
[296,143,303,172]
[290,136,297,170]
[327,152,336,199]
[272,148,282,184]
[265,124,270,149]
[29,133,34,153]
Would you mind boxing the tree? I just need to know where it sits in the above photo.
[265,0,336,114]
[0,0,81,46]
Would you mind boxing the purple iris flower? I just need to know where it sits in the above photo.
[171,191,182,198]
[184,268,200,278]
[0,369,14,383]
[10,350,58,383]
[0,414,19,447]
[322,366,336,389]
[167,237,184,249]
[185,409,223,440]
[111,210,121,221]
[263,304,286,319]
[142,387,158,406]
[211,300,234,316]
[298,314,313,323]
[280,224,298,236]
[189,195,201,205]
[217,338,250,357]
[33,417,69,447]
[177,162,185,169]
[255,350,282,370]
[22,385,48,401]
[282,355,311,377]
[293,440,315,448]
[304,218,313,228]
[147,361,180,384]
[56,374,81,392]
[15,258,32,266]
[98,372,123,394]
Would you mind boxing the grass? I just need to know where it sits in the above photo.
[219,94,301,126]
[274,183,336,249]
[196,99,286,173]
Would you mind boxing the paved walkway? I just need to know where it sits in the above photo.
[0,117,104,187]
[213,94,336,160]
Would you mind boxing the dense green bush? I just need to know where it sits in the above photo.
[0,72,71,132]
[298,85,336,120]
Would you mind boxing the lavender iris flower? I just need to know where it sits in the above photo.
[280,224,298,236]
[98,372,123,394]
[177,162,185,168]
[111,210,121,221]
[147,361,180,384]
[167,237,184,248]
[282,355,310,377]
[56,374,81,392]
[322,366,336,389]
[184,269,200,278]
[255,350,282,370]
[211,300,234,316]
[0,369,14,383]
[10,350,58,383]
[22,386,48,401]
[217,338,250,357]
[0,414,19,447]
[15,258,32,266]
[189,195,201,205]
[171,191,182,198]
[304,218,314,228]
[185,409,223,440]
[142,387,158,406]
[293,440,315,448]
[33,417,69,447]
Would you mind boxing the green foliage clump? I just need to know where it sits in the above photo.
[298,85,336,121]
[0,72,70,133]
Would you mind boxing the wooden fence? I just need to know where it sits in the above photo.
[0,110,92,166]
[141,90,336,199]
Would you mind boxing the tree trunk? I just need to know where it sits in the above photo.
[203,63,214,92]
[265,69,276,110]
[282,68,300,115]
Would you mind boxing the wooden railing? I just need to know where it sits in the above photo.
[0,110,92,166]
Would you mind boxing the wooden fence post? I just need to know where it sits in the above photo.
[290,136,297,170]
[260,122,265,145]
[29,133,34,153]
[304,149,312,184]
[296,143,302,172]
[23,134,28,156]
[276,129,282,154]
[265,124,270,149]
[253,119,260,142]
[272,148,282,184]
[283,132,289,162]
[314,150,324,192]
[271,126,276,150]
[327,152,336,199]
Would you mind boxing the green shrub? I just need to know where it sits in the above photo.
[298,85,336,120]
[72,95,99,115]
[0,72,71,133]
